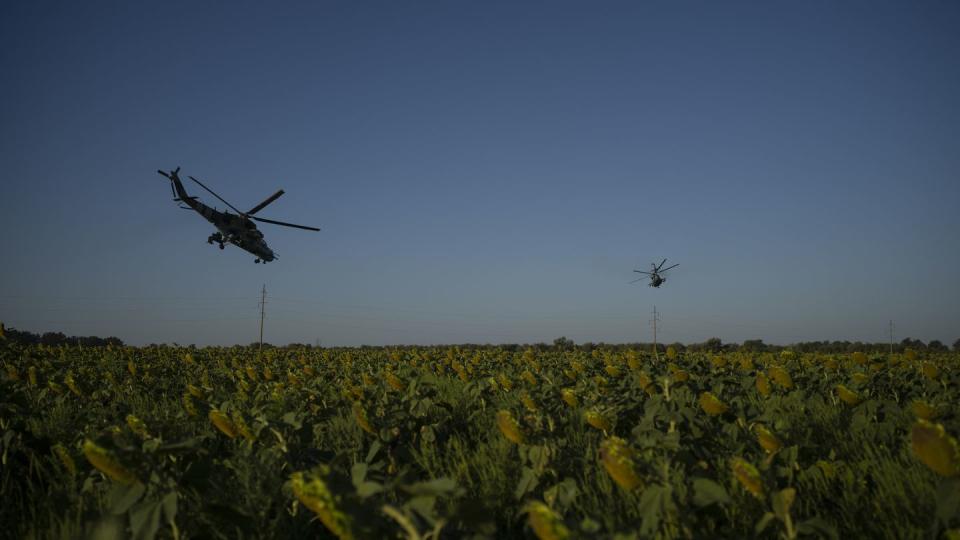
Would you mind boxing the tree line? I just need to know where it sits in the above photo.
[1,324,123,347]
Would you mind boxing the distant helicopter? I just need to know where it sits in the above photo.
[157,167,319,263]
[631,259,679,288]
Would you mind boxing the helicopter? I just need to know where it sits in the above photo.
[630,258,679,288]
[157,167,319,263]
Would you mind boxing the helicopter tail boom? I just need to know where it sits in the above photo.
[158,167,192,202]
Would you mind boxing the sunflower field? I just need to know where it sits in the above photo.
[1,336,959,539]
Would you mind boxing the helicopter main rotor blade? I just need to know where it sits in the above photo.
[188,176,243,214]
[660,263,679,272]
[247,189,285,216]
[633,270,653,275]
[250,216,320,231]
[656,258,668,270]
[629,277,647,284]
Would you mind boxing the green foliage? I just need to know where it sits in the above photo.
[1,339,958,538]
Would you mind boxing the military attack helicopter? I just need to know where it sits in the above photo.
[631,258,679,288]
[157,167,319,263]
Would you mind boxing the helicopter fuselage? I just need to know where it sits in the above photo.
[169,173,276,262]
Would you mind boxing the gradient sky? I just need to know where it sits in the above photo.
[2,1,958,346]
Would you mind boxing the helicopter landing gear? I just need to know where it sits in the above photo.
[208,232,226,246]
[254,258,261,264]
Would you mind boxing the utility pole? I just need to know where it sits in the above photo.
[889,320,894,356]
[259,284,267,353]
[650,305,661,361]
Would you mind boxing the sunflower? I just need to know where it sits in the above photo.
[584,410,613,432]
[290,471,354,540]
[353,403,377,436]
[526,501,570,540]
[910,400,937,420]
[496,410,525,444]
[835,384,861,406]
[83,439,138,485]
[755,372,772,397]
[911,420,960,477]
[560,388,578,408]
[754,424,782,453]
[599,437,643,490]
[768,365,793,389]
[699,392,729,416]
[209,409,238,438]
[731,457,764,498]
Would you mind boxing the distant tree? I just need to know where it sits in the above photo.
[901,337,925,350]
[927,340,947,352]
[553,336,575,350]
[954,338,960,352]
[704,337,723,353]
[741,339,766,352]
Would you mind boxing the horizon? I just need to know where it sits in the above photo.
[2,2,959,346]
[3,320,952,351]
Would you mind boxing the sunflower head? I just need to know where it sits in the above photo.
[668,364,689,382]
[525,501,570,540]
[209,409,238,438]
[637,371,652,390]
[385,371,404,391]
[125,414,150,439]
[290,471,354,540]
[520,391,539,413]
[496,410,525,444]
[353,403,377,435]
[53,444,76,476]
[755,372,772,397]
[82,439,138,485]
[754,424,782,453]
[911,400,938,420]
[699,391,729,416]
[731,457,764,498]
[768,365,793,389]
[599,437,643,490]
[911,420,960,477]
[920,362,939,381]
[182,393,198,416]
[835,384,861,406]
[584,410,613,432]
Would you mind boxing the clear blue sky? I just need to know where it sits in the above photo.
[2,1,958,346]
